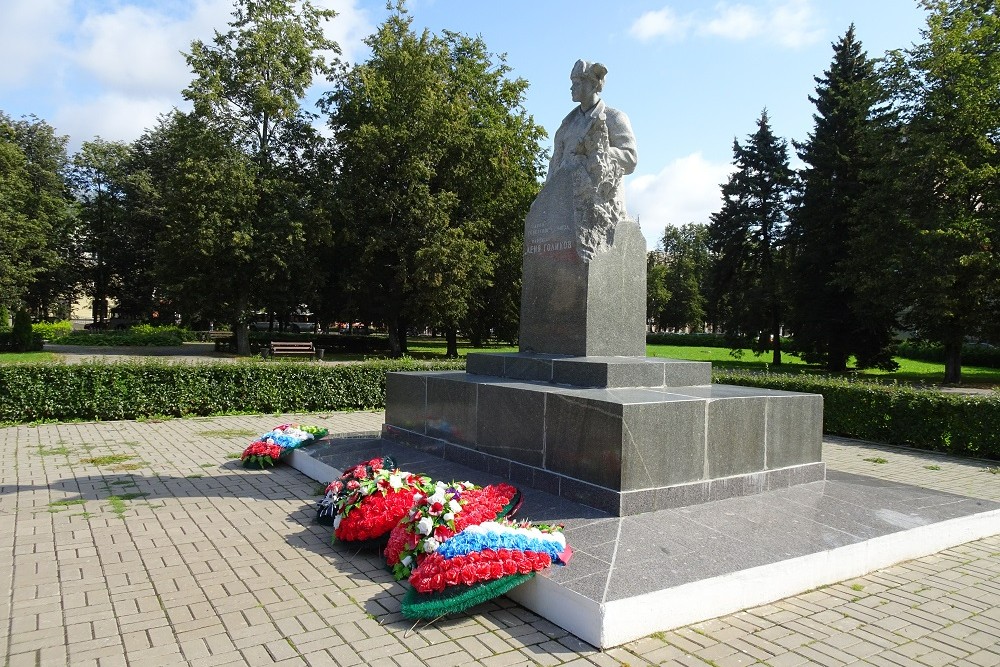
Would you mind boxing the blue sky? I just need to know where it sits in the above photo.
[1,0,929,246]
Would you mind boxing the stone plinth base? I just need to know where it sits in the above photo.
[519,165,646,357]
[383,361,824,516]
[466,352,710,388]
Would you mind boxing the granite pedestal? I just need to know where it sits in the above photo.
[290,435,1000,648]
[382,352,824,516]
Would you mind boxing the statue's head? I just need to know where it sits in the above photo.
[571,60,608,103]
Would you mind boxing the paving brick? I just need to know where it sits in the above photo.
[9,417,1000,667]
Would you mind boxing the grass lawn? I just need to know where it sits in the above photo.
[403,338,518,359]
[648,344,1000,387]
[0,351,62,363]
[5,336,996,388]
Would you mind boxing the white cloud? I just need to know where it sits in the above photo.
[629,7,691,42]
[629,0,822,49]
[626,153,734,248]
[75,4,211,97]
[701,4,766,41]
[46,0,370,149]
[317,0,372,64]
[53,93,179,146]
[0,0,73,85]
[770,0,823,48]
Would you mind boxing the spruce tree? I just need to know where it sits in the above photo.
[788,25,899,372]
[709,110,793,364]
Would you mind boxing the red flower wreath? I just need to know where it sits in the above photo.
[334,485,424,541]
[409,549,553,594]
[241,440,285,467]
[384,482,520,578]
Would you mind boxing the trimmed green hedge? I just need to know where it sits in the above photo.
[50,328,187,346]
[2,358,997,461]
[0,332,43,352]
[895,340,1000,368]
[0,359,463,424]
[715,370,1000,460]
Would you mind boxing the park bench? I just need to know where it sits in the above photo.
[265,340,324,360]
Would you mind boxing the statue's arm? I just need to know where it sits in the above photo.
[606,110,637,175]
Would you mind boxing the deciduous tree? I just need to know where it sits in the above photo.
[0,113,76,316]
[324,4,544,357]
[882,0,1000,383]
[180,0,337,354]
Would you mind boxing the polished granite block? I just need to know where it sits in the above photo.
[292,438,1000,647]
[706,396,767,477]
[464,352,711,389]
[477,383,545,467]
[552,356,667,388]
[384,372,427,434]
[467,352,565,383]
[544,392,624,489]
[383,369,825,515]
[619,400,706,490]
[765,393,824,468]
[660,359,714,387]
[425,373,478,446]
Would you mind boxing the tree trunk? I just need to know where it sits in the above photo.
[826,353,848,373]
[235,321,250,356]
[396,318,408,355]
[827,339,849,373]
[234,293,250,356]
[387,315,403,358]
[445,328,458,359]
[771,321,782,365]
[943,339,962,384]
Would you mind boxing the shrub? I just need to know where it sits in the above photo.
[0,358,464,424]
[50,328,186,346]
[895,340,1000,369]
[0,332,43,352]
[32,320,73,339]
[10,310,37,352]
[714,370,1000,460]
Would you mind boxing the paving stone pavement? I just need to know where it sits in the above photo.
[2,411,999,667]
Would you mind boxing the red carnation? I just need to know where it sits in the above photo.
[351,465,367,479]
[346,480,360,490]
